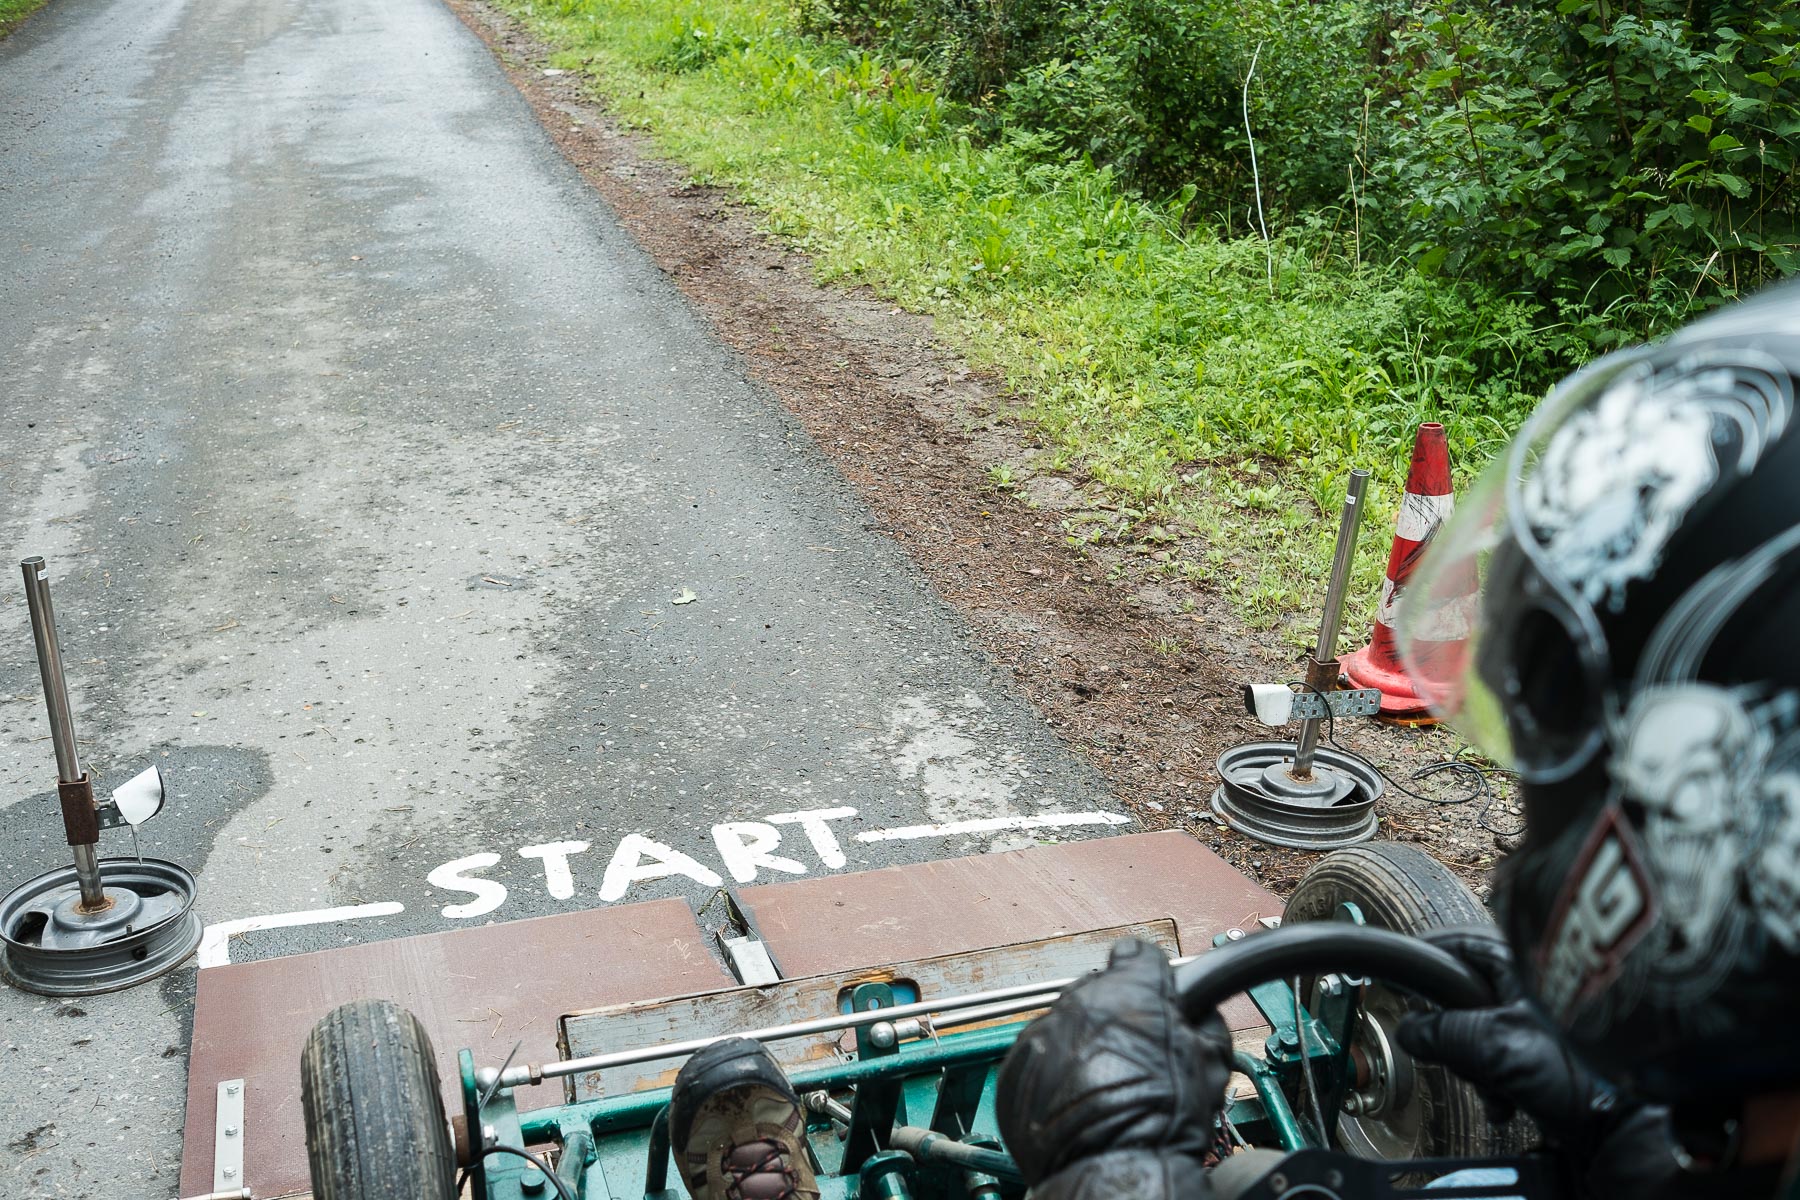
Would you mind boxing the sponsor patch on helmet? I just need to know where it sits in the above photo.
[1536,804,1658,1020]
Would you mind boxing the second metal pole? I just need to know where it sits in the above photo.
[1292,470,1370,778]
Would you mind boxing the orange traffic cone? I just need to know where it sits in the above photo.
[1339,423,1469,721]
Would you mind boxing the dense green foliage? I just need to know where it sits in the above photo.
[502,0,1793,633]
[800,0,1370,214]
[1380,2,1799,346]
[805,0,1798,340]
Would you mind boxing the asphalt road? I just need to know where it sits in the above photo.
[0,1,1121,1194]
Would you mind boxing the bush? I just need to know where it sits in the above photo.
[1372,1,1799,341]
[800,0,1373,214]
[800,0,1796,344]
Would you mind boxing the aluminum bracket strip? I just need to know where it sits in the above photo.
[723,935,781,986]
[213,1079,245,1193]
[1288,689,1382,720]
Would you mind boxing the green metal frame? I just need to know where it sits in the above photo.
[459,909,1374,1198]
[462,1024,1026,1199]
[1214,905,1367,1155]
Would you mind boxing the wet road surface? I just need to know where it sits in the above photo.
[0,1,1121,1193]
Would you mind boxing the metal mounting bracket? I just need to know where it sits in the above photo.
[1242,684,1382,726]
[700,886,783,985]
[213,1078,245,1194]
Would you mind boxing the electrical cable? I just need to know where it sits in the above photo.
[1292,684,1525,837]
[1292,974,1333,1149]
[478,1143,580,1200]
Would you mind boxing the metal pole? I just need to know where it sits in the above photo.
[21,558,81,782]
[21,557,105,911]
[1292,470,1370,778]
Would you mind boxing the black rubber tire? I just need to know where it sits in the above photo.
[1284,842,1489,933]
[300,999,457,1200]
[1283,842,1523,1161]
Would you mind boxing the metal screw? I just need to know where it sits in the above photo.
[1225,927,1246,941]
[225,1126,239,1137]
[223,1168,237,1180]
[225,1083,240,1096]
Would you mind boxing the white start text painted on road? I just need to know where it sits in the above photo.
[423,807,1129,920]
[194,808,1130,965]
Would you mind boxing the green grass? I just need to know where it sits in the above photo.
[0,0,49,38]
[500,0,1563,639]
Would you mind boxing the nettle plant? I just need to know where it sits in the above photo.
[1376,0,1799,344]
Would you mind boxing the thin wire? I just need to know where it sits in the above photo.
[1241,40,1273,293]
[480,1144,579,1200]
[1293,975,1332,1148]
[1220,1108,1251,1149]
[1293,684,1525,837]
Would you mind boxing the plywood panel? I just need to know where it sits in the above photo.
[179,899,730,1199]
[741,830,1282,1032]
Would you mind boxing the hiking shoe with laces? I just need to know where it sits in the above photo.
[669,1037,821,1200]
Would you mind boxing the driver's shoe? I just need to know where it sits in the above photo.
[669,1037,821,1200]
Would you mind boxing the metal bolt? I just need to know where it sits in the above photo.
[1267,1173,1288,1193]
[225,1083,240,1096]
[1319,974,1344,997]
[225,1126,239,1137]
[1225,927,1246,941]
[223,1168,237,1180]
[868,1021,898,1049]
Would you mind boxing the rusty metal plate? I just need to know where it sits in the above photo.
[177,899,730,1200]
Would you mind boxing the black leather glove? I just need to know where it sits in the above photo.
[1396,926,1678,1196]
[996,937,1228,1199]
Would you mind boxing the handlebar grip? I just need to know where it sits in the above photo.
[1172,924,1496,1021]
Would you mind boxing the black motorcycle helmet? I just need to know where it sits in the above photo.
[1397,279,1800,1109]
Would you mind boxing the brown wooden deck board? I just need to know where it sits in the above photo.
[178,899,728,1199]
[739,831,1282,1031]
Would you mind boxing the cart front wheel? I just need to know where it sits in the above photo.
[300,999,457,1200]
[1282,842,1525,1162]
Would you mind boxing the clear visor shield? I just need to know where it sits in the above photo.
[1395,352,1651,775]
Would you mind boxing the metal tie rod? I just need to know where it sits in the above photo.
[498,954,1196,1088]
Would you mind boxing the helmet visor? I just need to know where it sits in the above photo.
[1395,352,1650,778]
